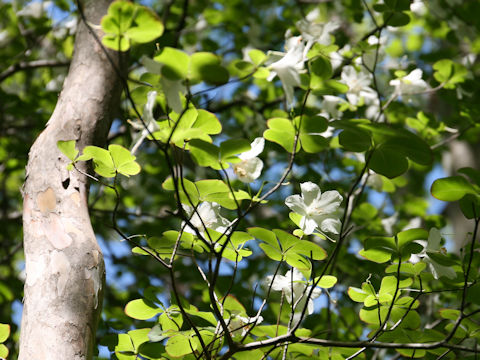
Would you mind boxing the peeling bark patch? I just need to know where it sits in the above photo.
[42,213,73,249]
[84,266,102,309]
[37,188,56,213]
[70,191,81,207]
[25,255,47,287]
[50,251,70,297]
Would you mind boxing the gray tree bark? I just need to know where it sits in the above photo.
[19,1,123,359]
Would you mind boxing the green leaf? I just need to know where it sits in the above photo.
[295,115,329,153]
[248,49,267,66]
[102,34,130,52]
[0,323,10,343]
[459,194,480,219]
[311,79,349,94]
[264,118,300,153]
[233,349,264,360]
[359,248,392,263]
[439,308,460,321]
[397,228,428,248]
[125,299,162,320]
[125,6,164,44]
[219,139,251,162]
[101,1,135,51]
[433,59,467,89]
[290,240,328,261]
[316,275,337,288]
[160,306,183,331]
[222,295,247,315]
[369,144,409,179]
[431,176,477,201]
[0,344,8,358]
[57,140,78,161]
[385,262,426,275]
[310,55,333,80]
[339,129,372,152]
[458,167,480,187]
[189,139,220,169]
[166,332,196,357]
[128,328,150,351]
[248,227,278,246]
[194,110,222,136]
[348,287,368,302]
[190,52,229,85]
[259,243,283,261]
[162,178,200,206]
[101,1,134,33]
[79,146,116,178]
[109,144,141,176]
[154,47,190,80]
[115,333,135,358]
[231,60,255,76]
[384,11,410,27]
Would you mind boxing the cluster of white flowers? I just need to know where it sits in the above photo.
[233,137,265,183]
[341,65,377,106]
[265,268,321,315]
[267,9,339,107]
[389,68,428,100]
[225,313,264,337]
[267,36,307,107]
[16,1,52,18]
[182,202,231,237]
[285,182,343,235]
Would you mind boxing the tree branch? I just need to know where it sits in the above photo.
[0,59,69,82]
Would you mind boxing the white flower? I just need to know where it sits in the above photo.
[330,45,351,70]
[296,8,340,52]
[182,202,230,237]
[130,91,159,155]
[410,0,427,16]
[226,314,263,336]
[341,65,377,106]
[411,228,456,280]
[389,69,428,97]
[285,182,343,235]
[365,98,385,122]
[320,95,345,119]
[267,36,306,107]
[17,1,52,18]
[265,268,321,315]
[233,137,264,183]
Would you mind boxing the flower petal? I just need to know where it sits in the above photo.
[318,216,342,234]
[317,190,343,213]
[300,182,321,207]
[234,157,264,182]
[239,137,265,160]
[285,195,308,215]
[302,216,318,235]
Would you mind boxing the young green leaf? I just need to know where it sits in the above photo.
[125,299,162,320]
[108,144,141,176]
[431,176,477,201]
[57,140,78,162]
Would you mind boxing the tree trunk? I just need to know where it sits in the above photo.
[19,1,123,358]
